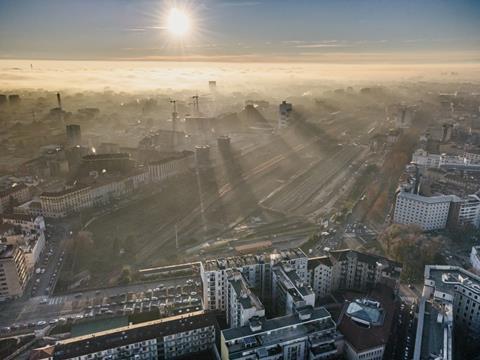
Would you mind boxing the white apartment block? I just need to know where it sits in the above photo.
[201,249,307,312]
[308,256,338,299]
[414,266,480,360]
[226,269,265,328]
[457,194,480,228]
[393,191,453,231]
[31,311,217,360]
[470,246,480,274]
[308,250,402,302]
[272,262,315,317]
[411,148,472,168]
[221,307,339,360]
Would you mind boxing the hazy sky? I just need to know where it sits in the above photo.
[0,0,479,62]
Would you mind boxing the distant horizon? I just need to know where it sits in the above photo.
[1,59,479,92]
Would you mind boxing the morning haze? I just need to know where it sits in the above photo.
[0,1,479,360]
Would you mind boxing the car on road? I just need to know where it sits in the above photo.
[36,320,47,327]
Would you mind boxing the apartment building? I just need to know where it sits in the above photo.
[226,269,265,328]
[456,194,480,228]
[308,256,338,299]
[414,265,480,360]
[308,250,402,301]
[31,310,218,360]
[0,183,31,214]
[40,185,92,218]
[40,171,148,218]
[393,191,453,231]
[271,262,315,317]
[470,246,480,274]
[221,306,338,360]
[0,244,28,301]
[201,249,307,312]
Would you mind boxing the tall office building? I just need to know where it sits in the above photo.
[278,101,293,128]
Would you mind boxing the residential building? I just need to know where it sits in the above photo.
[470,246,480,274]
[201,249,307,312]
[0,215,46,300]
[338,286,396,360]
[456,194,480,228]
[0,244,28,301]
[0,183,31,214]
[413,265,480,360]
[226,269,265,328]
[40,185,92,218]
[220,306,339,360]
[40,171,148,218]
[308,256,337,300]
[411,148,469,168]
[393,191,453,231]
[30,310,218,360]
[271,262,315,317]
[332,250,401,291]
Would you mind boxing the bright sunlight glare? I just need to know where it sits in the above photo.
[166,8,190,36]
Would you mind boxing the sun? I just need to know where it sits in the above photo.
[166,8,190,36]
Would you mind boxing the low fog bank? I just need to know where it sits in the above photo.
[1,60,480,96]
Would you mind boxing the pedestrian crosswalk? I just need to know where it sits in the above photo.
[47,296,66,305]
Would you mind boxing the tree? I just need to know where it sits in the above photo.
[379,224,445,281]
[119,266,132,285]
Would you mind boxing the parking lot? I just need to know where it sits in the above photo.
[0,277,203,336]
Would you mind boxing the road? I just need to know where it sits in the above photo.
[25,223,70,299]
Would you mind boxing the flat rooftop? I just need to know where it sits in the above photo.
[203,248,306,271]
[222,306,332,342]
[426,265,480,296]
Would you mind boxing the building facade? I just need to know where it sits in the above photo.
[0,244,28,300]
[0,183,31,214]
[226,269,265,328]
[201,249,307,312]
[31,311,218,360]
[393,191,453,230]
[220,307,338,360]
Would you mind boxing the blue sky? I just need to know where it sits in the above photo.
[0,0,479,62]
